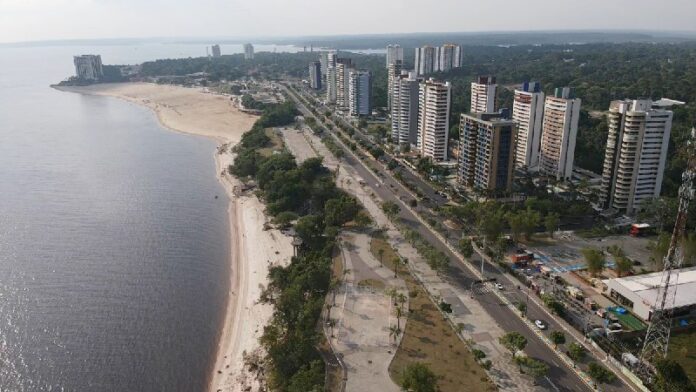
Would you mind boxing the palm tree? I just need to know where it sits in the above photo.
[395,305,403,329]
[396,293,407,309]
[393,257,402,278]
[389,325,402,345]
[325,303,332,321]
[386,287,398,304]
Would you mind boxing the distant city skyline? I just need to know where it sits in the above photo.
[2,0,696,44]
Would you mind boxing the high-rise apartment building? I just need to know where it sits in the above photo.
[243,43,254,60]
[73,55,103,81]
[386,44,404,68]
[211,44,221,57]
[336,58,354,109]
[512,81,545,169]
[599,99,674,215]
[539,87,581,181]
[308,61,322,90]
[438,44,462,72]
[458,110,517,191]
[387,60,403,111]
[391,71,420,146]
[414,46,437,76]
[470,76,497,113]
[417,79,451,161]
[348,70,372,117]
[414,44,462,75]
[320,49,336,83]
[325,52,338,103]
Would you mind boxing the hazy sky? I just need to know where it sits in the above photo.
[1,0,695,43]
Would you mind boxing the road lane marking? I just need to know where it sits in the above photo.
[545,376,561,392]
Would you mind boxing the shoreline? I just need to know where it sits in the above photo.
[56,82,292,392]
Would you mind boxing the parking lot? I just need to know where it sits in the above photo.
[523,232,656,275]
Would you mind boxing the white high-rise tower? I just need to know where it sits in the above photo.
[386,44,404,68]
[417,79,451,161]
[599,99,678,214]
[539,87,581,181]
[512,81,545,169]
[391,71,420,146]
[470,75,497,113]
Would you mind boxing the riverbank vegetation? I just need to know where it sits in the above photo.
[231,101,362,391]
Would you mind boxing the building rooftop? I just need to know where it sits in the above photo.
[652,98,686,107]
[605,266,696,310]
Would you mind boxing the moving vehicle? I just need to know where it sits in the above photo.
[534,320,547,330]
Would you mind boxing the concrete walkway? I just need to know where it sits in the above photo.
[331,232,406,392]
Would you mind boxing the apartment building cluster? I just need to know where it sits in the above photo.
[458,79,582,192]
[311,49,373,116]
[464,80,677,214]
[388,58,452,163]
[308,44,677,213]
[390,72,451,162]
[414,44,462,76]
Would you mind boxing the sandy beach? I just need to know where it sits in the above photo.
[56,82,294,392]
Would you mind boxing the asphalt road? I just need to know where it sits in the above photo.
[285,85,632,392]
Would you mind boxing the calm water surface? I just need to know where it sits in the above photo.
[0,42,292,391]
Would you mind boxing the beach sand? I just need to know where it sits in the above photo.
[56,82,293,392]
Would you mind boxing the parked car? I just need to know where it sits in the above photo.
[495,283,504,290]
[534,320,547,330]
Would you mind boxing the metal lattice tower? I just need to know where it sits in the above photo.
[639,127,696,372]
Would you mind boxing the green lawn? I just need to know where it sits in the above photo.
[608,308,646,331]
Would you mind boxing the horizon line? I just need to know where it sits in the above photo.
[3,28,696,46]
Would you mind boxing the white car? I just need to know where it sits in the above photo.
[534,320,547,330]
[495,283,504,290]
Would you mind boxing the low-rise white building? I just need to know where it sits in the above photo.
[604,266,696,321]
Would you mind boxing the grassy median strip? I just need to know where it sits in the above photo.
[370,236,495,392]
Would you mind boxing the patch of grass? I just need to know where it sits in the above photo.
[369,236,495,392]
[668,330,696,385]
[258,128,285,157]
[608,309,646,331]
[357,279,386,290]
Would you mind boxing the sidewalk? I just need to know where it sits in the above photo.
[329,232,406,392]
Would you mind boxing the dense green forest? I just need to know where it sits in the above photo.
[138,42,696,198]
